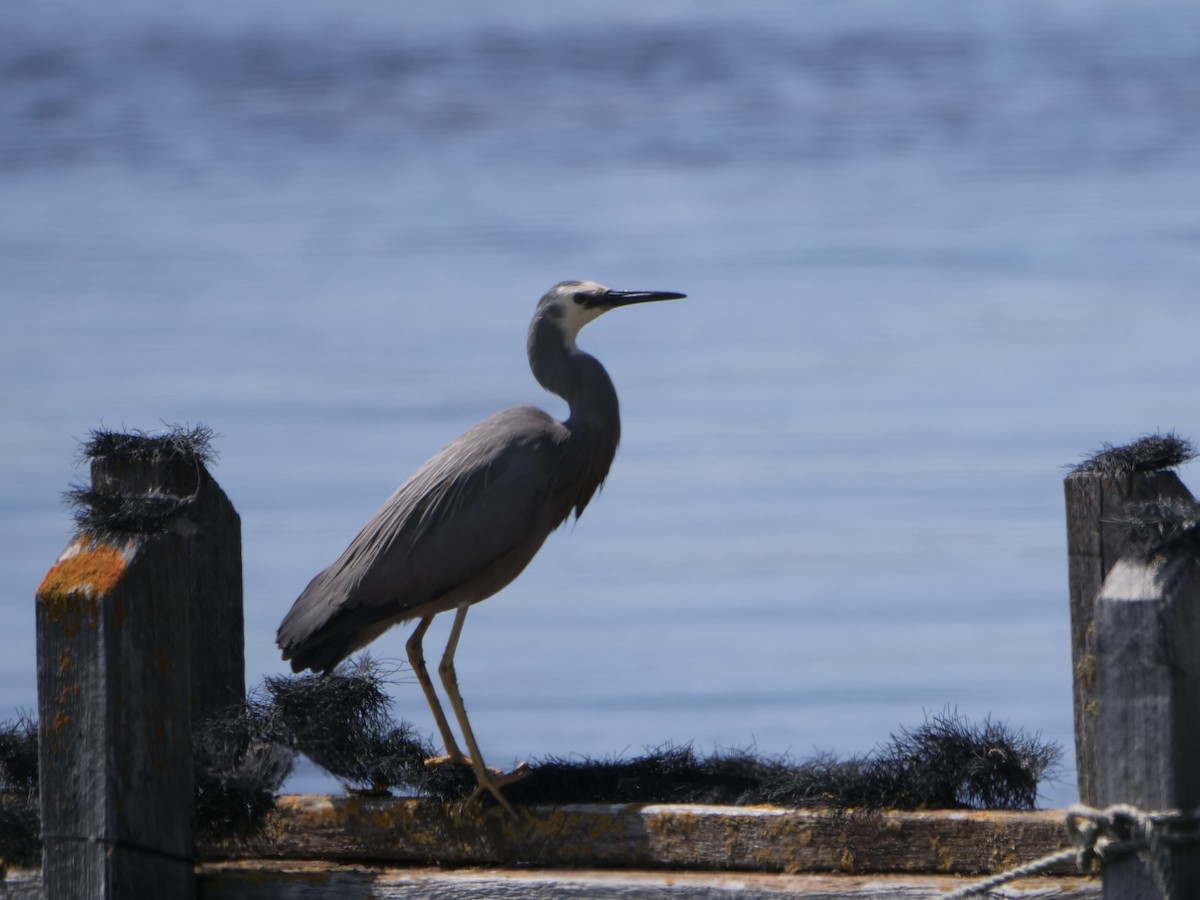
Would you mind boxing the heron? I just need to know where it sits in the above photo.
[277,280,685,810]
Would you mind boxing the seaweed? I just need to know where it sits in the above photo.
[0,716,40,870]
[0,715,38,797]
[265,657,433,795]
[239,665,1060,812]
[192,698,294,841]
[80,424,216,466]
[0,667,1061,865]
[65,487,191,537]
[1072,432,1195,476]
[63,424,218,538]
[503,711,1058,811]
[863,712,1058,810]
[1108,495,1200,563]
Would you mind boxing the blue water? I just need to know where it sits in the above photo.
[4,0,1200,808]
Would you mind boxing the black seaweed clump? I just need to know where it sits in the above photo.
[0,716,41,869]
[504,711,1058,811]
[258,666,1059,812]
[265,657,436,796]
[1072,432,1195,476]
[0,666,1061,862]
[209,666,1058,812]
[64,424,218,538]
[81,424,216,466]
[1108,495,1200,563]
[65,488,190,537]
[853,712,1059,810]
[500,745,779,807]
[193,699,295,842]
[0,715,38,797]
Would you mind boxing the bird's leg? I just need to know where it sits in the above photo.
[405,615,466,763]
[438,605,529,814]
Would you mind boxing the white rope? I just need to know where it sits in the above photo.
[944,847,1077,899]
[944,803,1200,900]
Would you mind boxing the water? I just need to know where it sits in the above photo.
[4,0,1200,808]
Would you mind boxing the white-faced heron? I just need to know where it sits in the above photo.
[276,280,685,809]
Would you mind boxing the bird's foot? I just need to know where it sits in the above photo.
[465,761,531,815]
[423,753,472,768]
[423,755,530,814]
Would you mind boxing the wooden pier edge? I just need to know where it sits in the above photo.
[194,862,1099,899]
[4,802,1098,898]
[197,798,1078,877]
[0,864,1100,899]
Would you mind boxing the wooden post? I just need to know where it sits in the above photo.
[36,531,196,899]
[1094,554,1200,898]
[34,429,244,898]
[89,452,244,725]
[1063,469,1194,805]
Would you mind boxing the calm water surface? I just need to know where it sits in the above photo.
[4,0,1200,806]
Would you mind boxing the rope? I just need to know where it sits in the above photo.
[944,847,1077,898]
[944,803,1200,900]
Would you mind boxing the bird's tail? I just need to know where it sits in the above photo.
[281,638,354,676]
[277,569,353,674]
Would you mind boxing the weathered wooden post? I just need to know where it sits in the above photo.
[87,429,245,724]
[37,529,194,899]
[1063,435,1195,805]
[1094,552,1200,897]
[35,427,243,899]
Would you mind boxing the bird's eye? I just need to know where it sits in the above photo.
[572,294,587,305]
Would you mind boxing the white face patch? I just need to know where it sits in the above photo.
[541,280,612,349]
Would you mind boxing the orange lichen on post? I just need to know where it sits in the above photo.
[38,537,128,605]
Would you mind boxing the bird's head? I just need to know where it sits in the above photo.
[535,280,686,347]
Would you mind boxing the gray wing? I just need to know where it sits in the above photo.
[277,406,570,672]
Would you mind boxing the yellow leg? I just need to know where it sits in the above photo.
[405,615,465,762]
[438,605,528,813]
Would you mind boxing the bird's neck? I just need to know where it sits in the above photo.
[527,313,623,519]
[528,315,621,440]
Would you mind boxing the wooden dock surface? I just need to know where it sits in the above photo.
[199,796,1079,876]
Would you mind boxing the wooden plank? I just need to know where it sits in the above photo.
[7,799,1095,896]
[35,532,195,900]
[0,870,48,900]
[200,797,1077,877]
[0,864,1102,899]
[1095,555,1200,898]
[197,861,1100,899]
[1062,470,1193,805]
[90,455,244,724]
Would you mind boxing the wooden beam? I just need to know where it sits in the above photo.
[197,861,1101,899]
[1095,555,1200,898]
[0,863,1101,899]
[200,797,1077,877]
[1063,469,1193,805]
[7,798,1096,896]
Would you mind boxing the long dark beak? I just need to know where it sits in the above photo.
[590,289,687,309]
